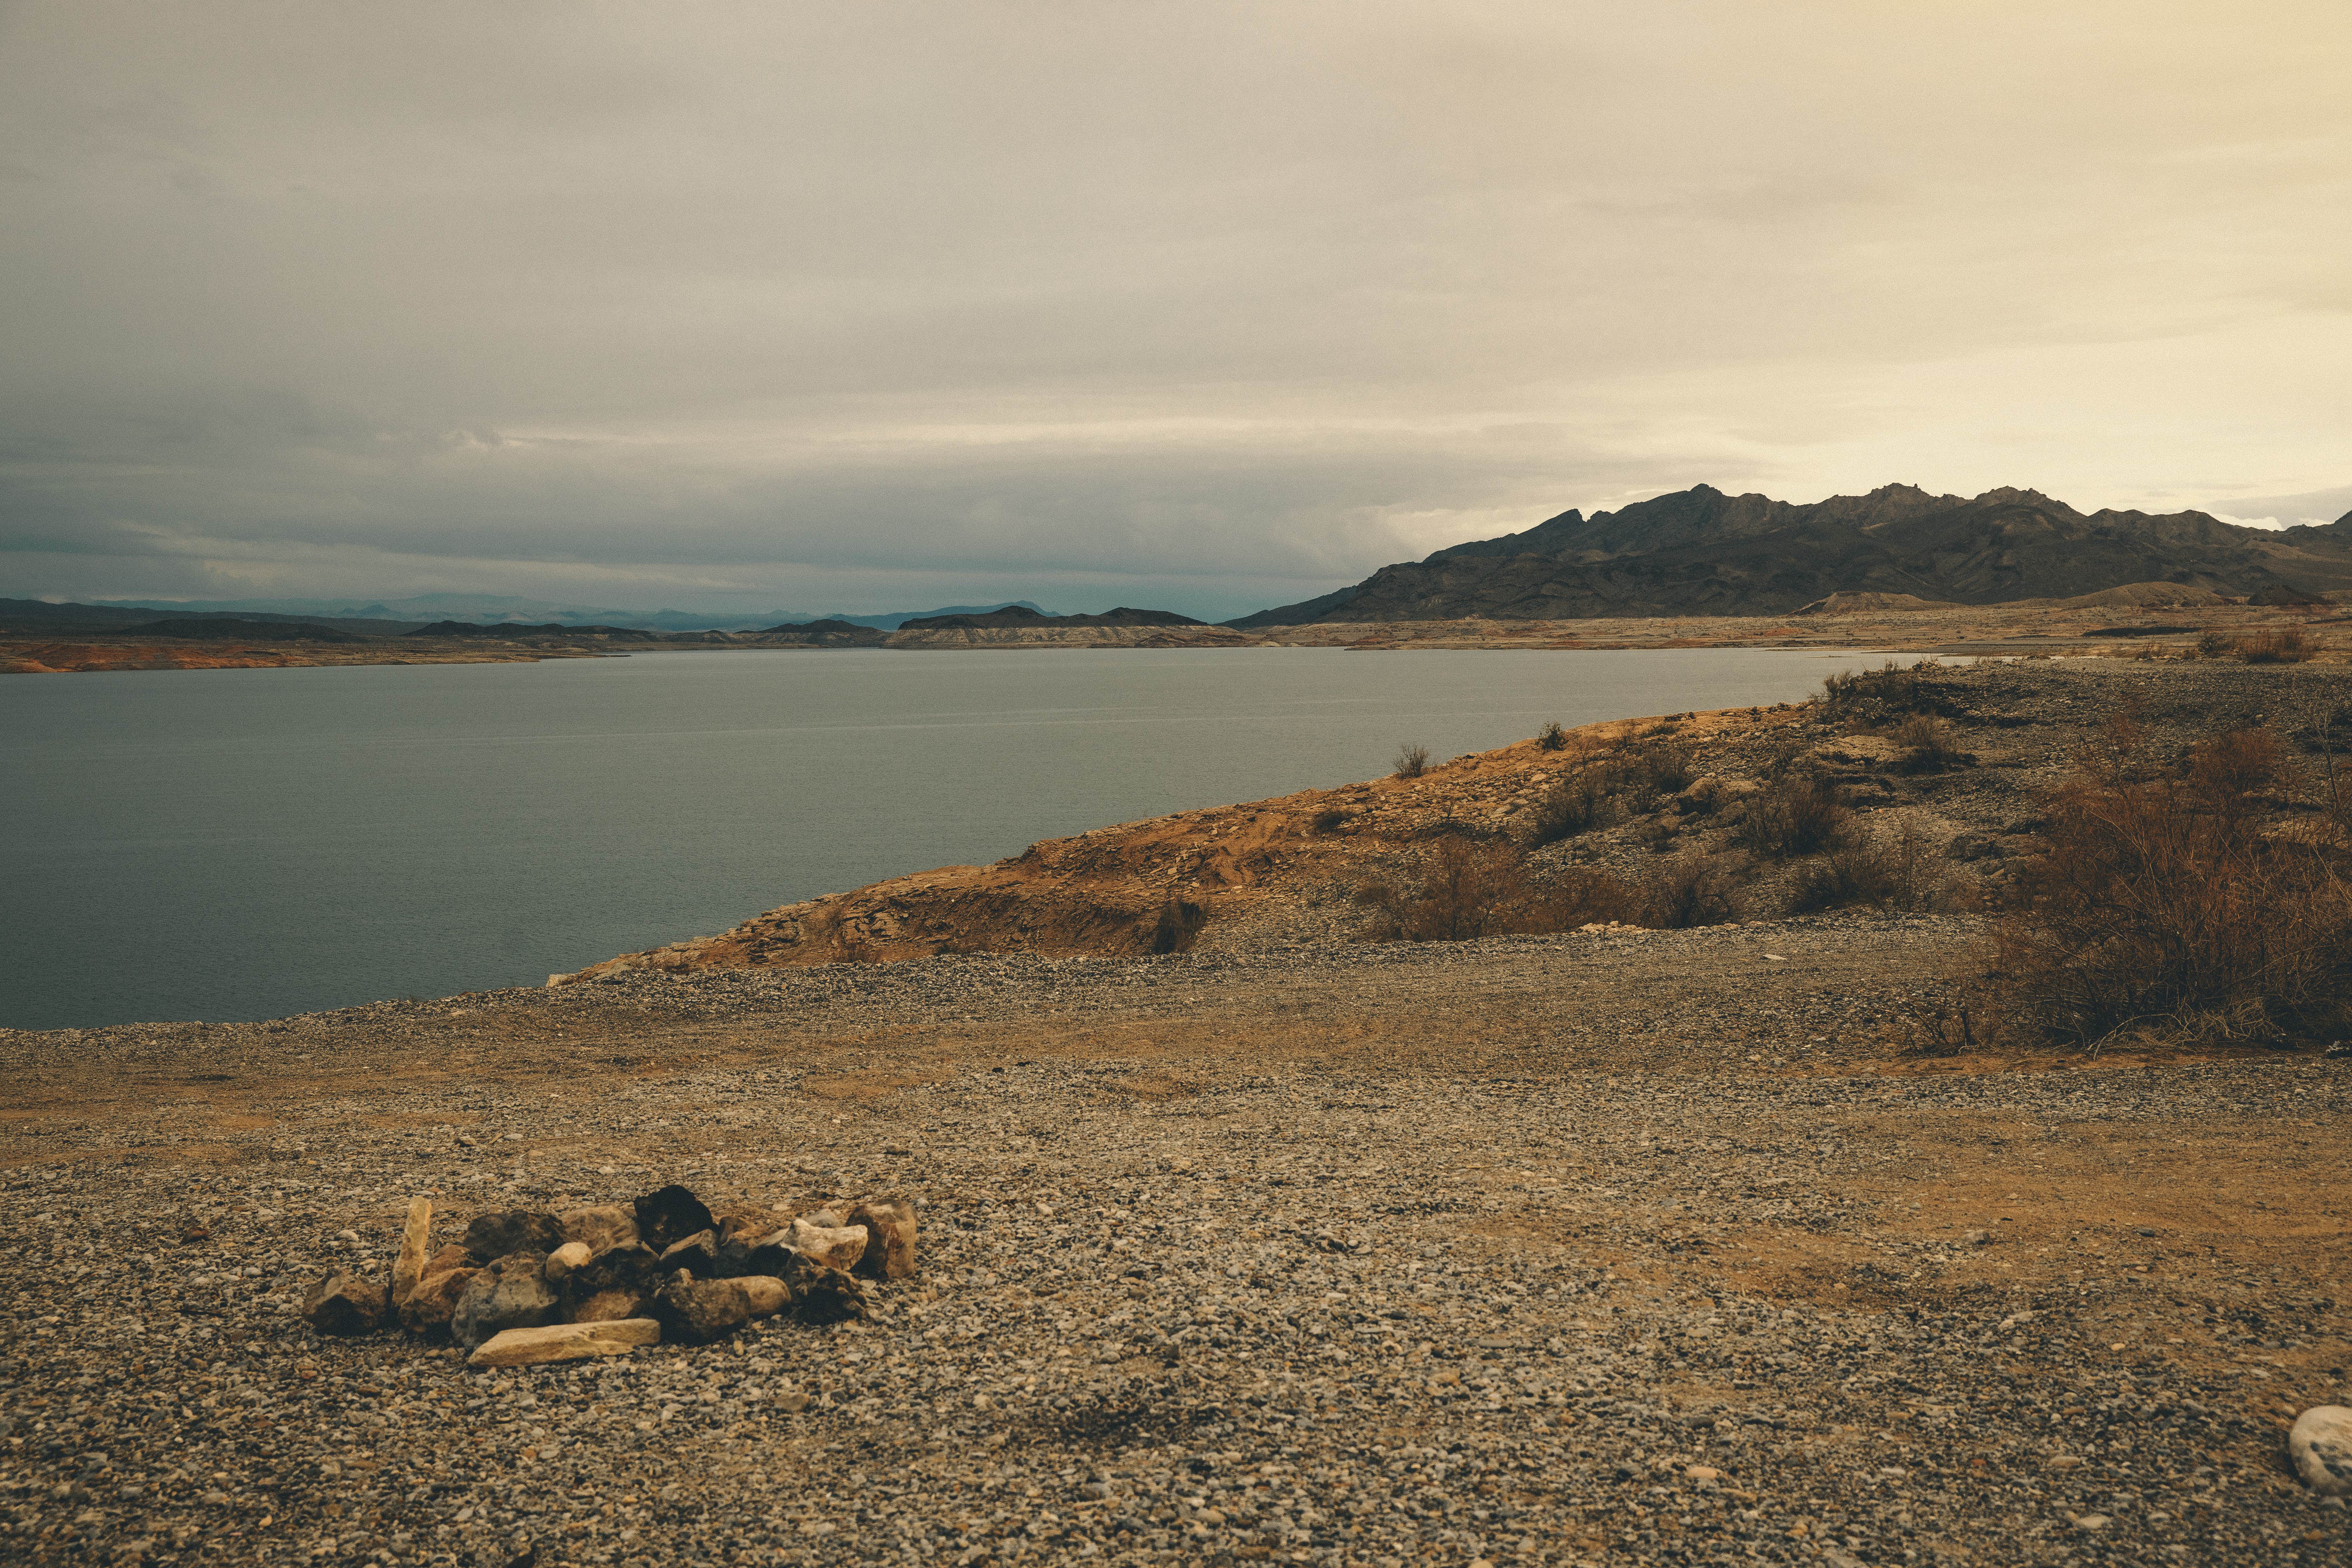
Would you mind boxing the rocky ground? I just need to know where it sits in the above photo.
[3,910,2348,1567]
[5,656,2350,1566]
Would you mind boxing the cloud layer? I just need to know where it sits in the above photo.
[4,2,2347,619]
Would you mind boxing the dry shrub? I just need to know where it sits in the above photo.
[1526,737,1695,841]
[1820,659,1954,717]
[1394,743,1431,779]
[1536,720,1569,752]
[1891,713,1969,775]
[1997,719,2352,1049]
[1735,772,1849,858]
[1788,817,1946,914]
[1641,854,1743,928]
[1626,738,1696,802]
[1526,763,1620,845]
[2237,625,2315,664]
[1366,833,1640,941]
[2194,629,2235,658]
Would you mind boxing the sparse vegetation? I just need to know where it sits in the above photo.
[1890,712,1969,774]
[1996,718,2352,1050]
[1394,743,1430,779]
[1640,855,1743,928]
[2194,629,2235,658]
[1821,660,1932,715]
[1787,817,1946,914]
[1525,765,1617,845]
[1734,772,1849,858]
[1361,832,1641,942]
[1536,720,1568,751]
[2236,625,2314,664]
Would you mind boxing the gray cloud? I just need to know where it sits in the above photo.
[3,1,2347,619]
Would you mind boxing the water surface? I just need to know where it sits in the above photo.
[0,646,1905,1027]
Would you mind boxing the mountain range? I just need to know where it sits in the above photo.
[73,594,1055,633]
[1228,484,2352,625]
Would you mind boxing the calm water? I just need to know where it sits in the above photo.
[0,647,1906,1028]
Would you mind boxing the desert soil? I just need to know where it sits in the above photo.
[1,659,2347,1568]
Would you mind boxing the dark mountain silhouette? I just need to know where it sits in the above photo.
[897,605,1204,631]
[402,621,664,641]
[1227,484,2352,625]
[757,618,890,646]
[0,598,423,636]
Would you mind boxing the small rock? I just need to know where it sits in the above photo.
[652,1274,751,1345]
[659,1230,721,1274]
[301,1269,386,1337]
[739,1276,791,1317]
[1962,1229,1993,1246]
[467,1318,661,1368]
[451,1253,561,1350]
[632,1184,715,1252]
[789,1217,868,1273]
[845,1198,918,1279]
[398,1246,477,1337]
[2289,1405,2352,1496]
[558,1205,639,1252]
[786,1258,868,1325]
[390,1196,433,1308]
[2073,1513,2109,1532]
[461,1210,562,1263]
[543,1241,592,1283]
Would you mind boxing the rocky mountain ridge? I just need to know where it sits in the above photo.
[1231,483,2352,624]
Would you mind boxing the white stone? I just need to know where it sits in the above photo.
[2290,1405,2352,1496]
[390,1197,432,1308]
[543,1241,592,1282]
[467,1318,660,1368]
[789,1217,868,1272]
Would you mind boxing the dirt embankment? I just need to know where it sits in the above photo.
[564,657,2352,985]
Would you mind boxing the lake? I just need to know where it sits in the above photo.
[0,646,1914,1028]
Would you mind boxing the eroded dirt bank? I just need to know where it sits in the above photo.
[566,657,2352,981]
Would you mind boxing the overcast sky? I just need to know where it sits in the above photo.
[3,2,2347,620]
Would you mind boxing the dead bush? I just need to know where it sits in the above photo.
[1734,772,1849,858]
[1890,713,1970,775]
[2194,629,2235,658]
[1997,722,2352,1050]
[1787,818,1946,913]
[1626,738,1696,801]
[1368,834,1642,941]
[1640,855,1744,928]
[2236,625,2315,664]
[1525,764,1620,845]
[1394,743,1431,779]
[1537,720,1569,751]
[1820,659,1963,719]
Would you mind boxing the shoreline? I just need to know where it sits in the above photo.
[7,598,2347,673]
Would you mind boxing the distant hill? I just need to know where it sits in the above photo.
[897,605,1203,631]
[402,621,664,642]
[1227,484,2352,624]
[756,618,890,646]
[0,598,422,637]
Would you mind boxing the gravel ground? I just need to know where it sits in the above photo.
[4,916,2348,1568]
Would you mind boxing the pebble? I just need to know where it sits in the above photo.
[2292,1405,2352,1497]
